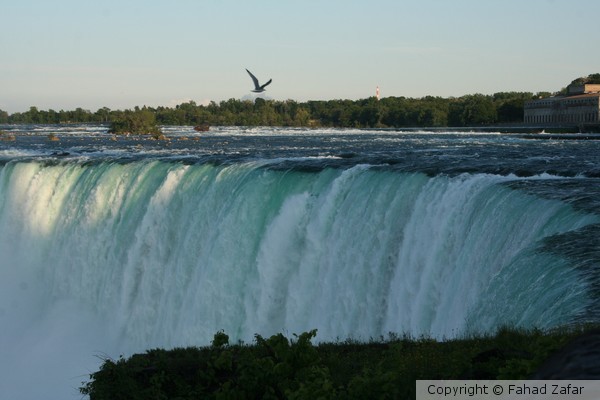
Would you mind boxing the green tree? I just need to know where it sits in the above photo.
[587,73,600,84]
[109,109,161,135]
[293,107,311,126]
[561,73,600,94]
[449,94,497,126]
[492,92,532,123]
[569,73,600,86]
[95,107,112,123]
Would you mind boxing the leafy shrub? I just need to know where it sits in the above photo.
[81,326,596,399]
[109,109,161,135]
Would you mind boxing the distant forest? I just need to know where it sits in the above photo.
[1,74,597,128]
[0,93,536,128]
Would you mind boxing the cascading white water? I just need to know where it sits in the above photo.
[0,160,597,399]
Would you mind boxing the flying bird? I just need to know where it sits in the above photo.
[246,69,272,93]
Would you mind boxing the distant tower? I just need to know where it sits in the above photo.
[376,86,380,101]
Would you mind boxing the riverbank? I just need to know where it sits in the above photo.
[80,326,599,399]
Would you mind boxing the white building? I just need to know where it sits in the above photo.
[524,84,600,125]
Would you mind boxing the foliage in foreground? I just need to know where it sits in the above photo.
[80,326,593,400]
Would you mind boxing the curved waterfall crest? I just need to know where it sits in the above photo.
[0,160,596,347]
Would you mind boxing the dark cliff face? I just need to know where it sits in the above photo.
[531,330,600,379]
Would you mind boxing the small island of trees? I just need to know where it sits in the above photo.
[108,107,162,136]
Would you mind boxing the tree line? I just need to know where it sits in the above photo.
[2,74,597,129]
[0,92,539,129]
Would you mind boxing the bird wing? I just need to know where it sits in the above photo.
[246,69,260,89]
[260,79,272,89]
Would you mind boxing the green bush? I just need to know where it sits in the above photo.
[109,109,161,135]
[81,326,595,400]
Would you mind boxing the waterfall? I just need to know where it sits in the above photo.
[0,160,597,398]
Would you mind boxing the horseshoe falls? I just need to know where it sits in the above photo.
[0,127,599,399]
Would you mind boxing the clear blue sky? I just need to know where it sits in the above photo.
[1,0,599,113]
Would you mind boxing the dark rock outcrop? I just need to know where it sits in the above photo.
[531,330,600,379]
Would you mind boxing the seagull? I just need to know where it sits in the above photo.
[246,69,272,93]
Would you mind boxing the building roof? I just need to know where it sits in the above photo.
[525,93,600,108]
